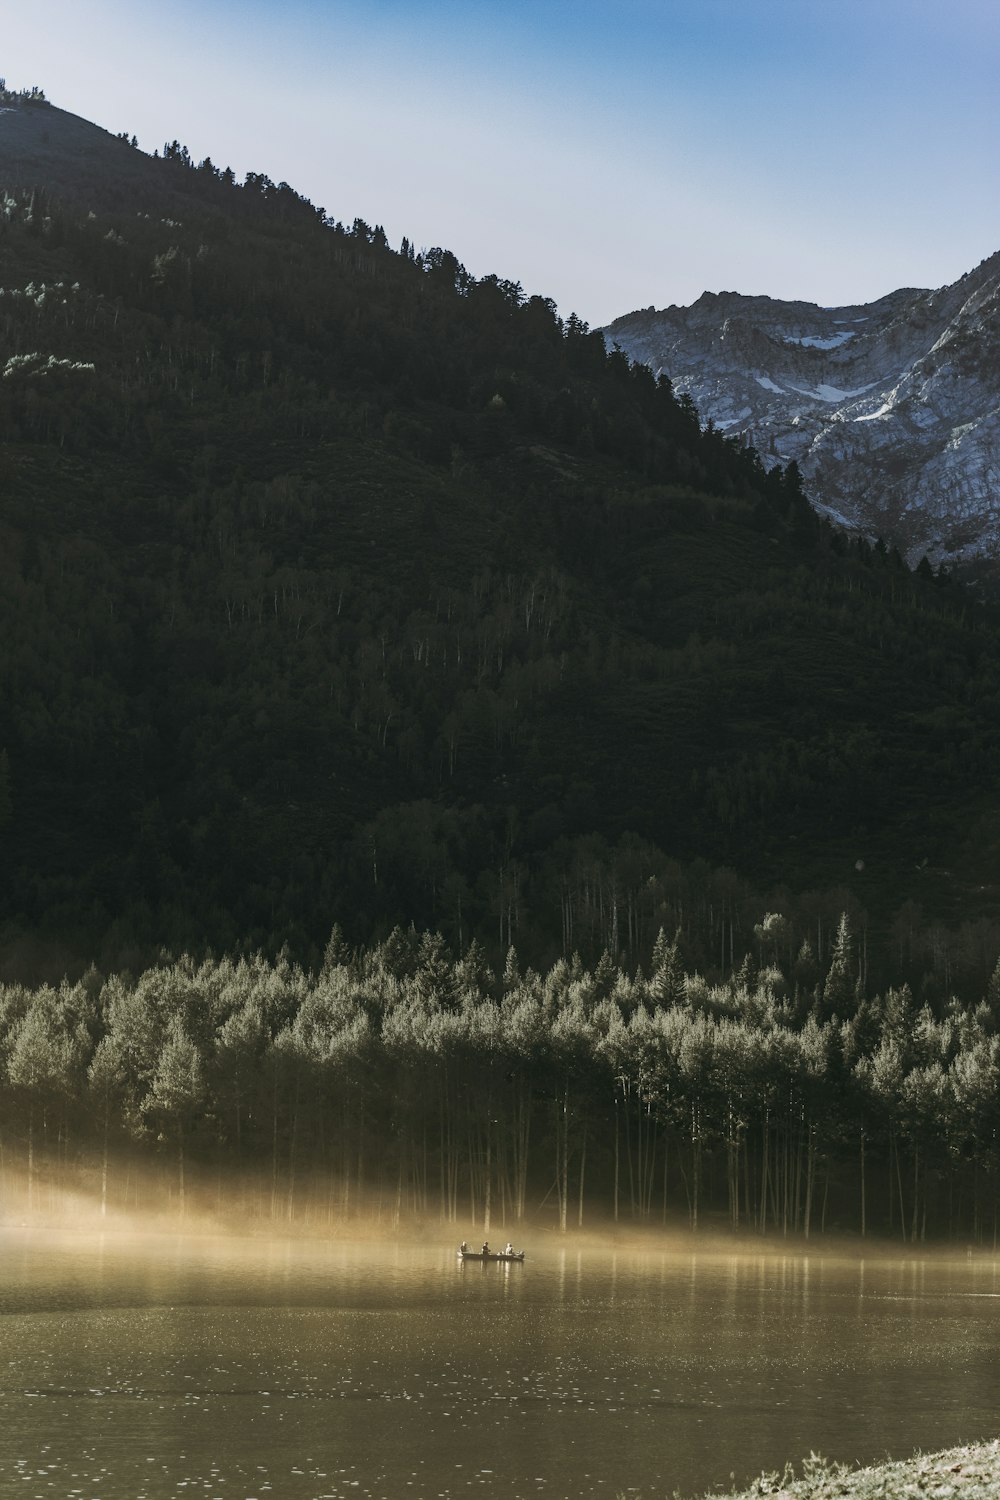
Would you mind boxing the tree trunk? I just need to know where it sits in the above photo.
[484,1123,492,1235]
[645,1111,658,1220]
[577,1128,587,1229]
[662,1131,670,1225]
[691,1100,700,1232]
[101,1114,109,1219]
[27,1105,34,1215]
[613,1093,620,1223]
[895,1130,908,1242]
[803,1126,815,1240]
[515,1077,531,1223]
[759,1111,769,1235]
[624,1085,636,1218]
[271,1080,279,1222]
[558,1081,569,1235]
[286,1104,298,1223]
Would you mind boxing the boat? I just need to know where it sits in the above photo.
[457,1245,525,1262]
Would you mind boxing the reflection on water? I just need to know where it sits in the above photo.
[1,1231,999,1498]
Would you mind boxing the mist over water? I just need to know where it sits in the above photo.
[2,1224,1000,1500]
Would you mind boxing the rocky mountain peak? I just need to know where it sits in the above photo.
[603,256,1000,576]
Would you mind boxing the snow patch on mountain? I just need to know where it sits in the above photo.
[785,331,856,349]
[789,381,877,402]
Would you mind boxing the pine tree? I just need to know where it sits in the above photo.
[144,1017,205,1215]
[322,922,351,975]
[821,912,858,1018]
[649,927,684,1006]
[502,945,521,994]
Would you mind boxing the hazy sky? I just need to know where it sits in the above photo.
[5,0,1000,324]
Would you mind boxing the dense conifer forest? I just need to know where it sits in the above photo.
[3,93,1000,1239]
[4,918,1000,1244]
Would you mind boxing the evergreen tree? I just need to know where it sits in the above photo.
[143,1016,206,1215]
[322,922,352,975]
[821,912,858,1018]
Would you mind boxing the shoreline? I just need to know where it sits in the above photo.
[692,1441,1000,1500]
[2,1198,1000,1262]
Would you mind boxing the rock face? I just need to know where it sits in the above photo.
[601,253,1000,572]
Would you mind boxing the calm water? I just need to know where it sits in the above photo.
[1,1230,999,1499]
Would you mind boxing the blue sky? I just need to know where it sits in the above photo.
[5,0,1000,324]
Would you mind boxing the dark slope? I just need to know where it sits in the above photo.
[2,94,1000,981]
[0,93,204,215]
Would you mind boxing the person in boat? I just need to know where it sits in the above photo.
[504,1242,514,1256]
[482,1241,490,1255]
[460,1241,468,1254]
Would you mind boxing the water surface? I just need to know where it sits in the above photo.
[1,1230,998,1498]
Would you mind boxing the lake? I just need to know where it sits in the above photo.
[1,1229,998,1499]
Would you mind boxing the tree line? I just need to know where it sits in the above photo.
[3,915,1000,1245]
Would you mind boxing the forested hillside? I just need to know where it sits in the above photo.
[2,91,1000,992]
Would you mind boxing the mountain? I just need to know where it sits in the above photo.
[601,253,1000,577]
[4,90,1000,989]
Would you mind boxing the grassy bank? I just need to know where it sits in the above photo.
[697,1441,1000,1500]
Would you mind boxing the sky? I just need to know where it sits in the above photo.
[4,0,1000,326]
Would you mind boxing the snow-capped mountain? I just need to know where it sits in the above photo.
[601,253,1000,571]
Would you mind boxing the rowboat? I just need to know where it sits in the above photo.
[457,1247,525,1262]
